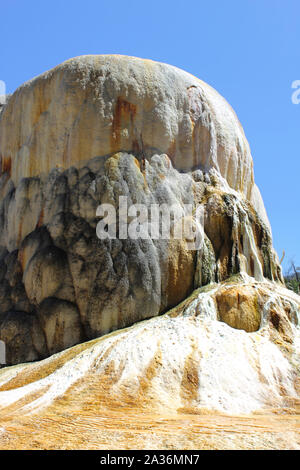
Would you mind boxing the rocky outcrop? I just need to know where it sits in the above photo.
[0,56,285,364]
[0,57,299,451]
[0,152,283,364]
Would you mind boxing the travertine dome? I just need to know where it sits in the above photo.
[0,56,282,364]
[0,55,267,224]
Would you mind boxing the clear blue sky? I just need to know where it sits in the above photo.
[0,0,299,273]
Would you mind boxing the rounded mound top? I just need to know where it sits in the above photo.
[0,55,265,218]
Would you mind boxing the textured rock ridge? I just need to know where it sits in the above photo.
[0,56,284,364]
[0,153,283,364]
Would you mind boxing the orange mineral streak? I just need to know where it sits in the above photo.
[132,139,141,156]
[17,249,26,273]
[110,97,137,153]
[0,410,299,450]
[133,158,140,171]
[36,207,44,229]
[0,364,299,450]
[167,139,176,165]
[1,156,12,177]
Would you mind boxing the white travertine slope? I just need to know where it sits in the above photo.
[0,278,299,416]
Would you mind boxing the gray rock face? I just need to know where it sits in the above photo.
[0,56,283,365]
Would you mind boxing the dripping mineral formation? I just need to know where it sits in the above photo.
[0,57,299,448]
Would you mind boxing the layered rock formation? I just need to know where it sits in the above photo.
[0,56,285,365]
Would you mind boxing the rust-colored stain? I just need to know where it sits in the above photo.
[0,409,298,450]
[141,158,149,189]
[167,140,176,163]
[133,155,148,189]
[1,156,12,176]
[192,123,198,169]
[270,308,281,330]
[36,207,44,228]
[132,138,141,156]
[179,345,200,412]
[137,346,162,401]
[111,97,137,152]
[17,249,25,273]
[140,158,146,173]
[133,157,140,171]
[249,255,255,277]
